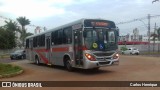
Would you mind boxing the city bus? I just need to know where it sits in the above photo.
[25,18,119,71]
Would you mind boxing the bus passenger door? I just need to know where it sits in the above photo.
[74,30,83,66]
[46,36,51,64]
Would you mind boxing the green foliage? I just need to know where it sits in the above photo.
[17,16,30,30]
[0,63,22,76]
[120,46,128,51]
[151,27,160,42]
[4,20,18,31]
[0,17,33,49]
[0,27,16,49]
[17,16,32,47]
[151,33,158,41]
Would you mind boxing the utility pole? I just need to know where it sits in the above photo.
[153,23,157,52]
[148,14,151,53]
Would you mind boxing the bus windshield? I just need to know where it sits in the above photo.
[84,28,116,51]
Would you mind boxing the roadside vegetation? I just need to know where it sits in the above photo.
[120,46,128,51]
[0,16,33,50]
[0,63,23,78]
[0,54,10,59]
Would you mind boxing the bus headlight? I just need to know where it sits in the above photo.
[85,53,96,61]
[113,53,119,59]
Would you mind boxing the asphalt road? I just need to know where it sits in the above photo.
[0,55,160,90]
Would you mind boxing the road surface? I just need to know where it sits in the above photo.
[0,55,160,90]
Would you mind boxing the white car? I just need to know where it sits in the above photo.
[122,48,139,55]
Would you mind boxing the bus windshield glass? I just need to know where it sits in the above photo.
[84,28,116,51]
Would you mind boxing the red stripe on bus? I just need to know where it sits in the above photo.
[74,45,87,51]
[82,45,87,50]
[34,49,49,64]
[37,52,49,64]
[27,45,87,64]
[35,48,49,52]
[52,47,69,52]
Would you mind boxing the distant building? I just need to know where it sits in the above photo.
[142,35,148,42]
[119,28,160,45]
[119,28,149,45]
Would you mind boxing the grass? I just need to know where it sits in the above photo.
[0,63,23,77]
[0,54,10,59]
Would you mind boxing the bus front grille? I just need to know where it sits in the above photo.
[96,57,112,61]
[93,52,114,57]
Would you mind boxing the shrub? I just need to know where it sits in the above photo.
[120,46,128,51]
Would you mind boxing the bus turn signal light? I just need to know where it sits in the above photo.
[85,53,96,61]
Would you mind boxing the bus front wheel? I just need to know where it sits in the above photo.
[65,59,73,71]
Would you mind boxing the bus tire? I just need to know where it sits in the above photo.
[35,56,40,65]
[65,59,73,71]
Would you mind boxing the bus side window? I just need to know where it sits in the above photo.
[63,27,72,44]
[51,32,54,45]
[58,30,63,44]
[33,36,38,47]
[41,34,45,46]
[39,34,45,47]
[53,31,58,45]
[37,36,40,47]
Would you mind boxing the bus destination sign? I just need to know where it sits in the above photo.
[91,22,108,27]
[84,20,116,28]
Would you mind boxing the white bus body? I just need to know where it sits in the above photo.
[25,19,119,70]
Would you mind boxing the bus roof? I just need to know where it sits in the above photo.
[26,18,115,39]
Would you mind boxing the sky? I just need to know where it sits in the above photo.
[0,0,160,35]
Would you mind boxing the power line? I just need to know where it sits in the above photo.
[116,15,160,25]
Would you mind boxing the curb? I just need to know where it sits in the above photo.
[0,70,24,78]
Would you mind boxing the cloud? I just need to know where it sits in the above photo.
[0,0,97,20]
[0,0,72,19]
[0,0,160,35]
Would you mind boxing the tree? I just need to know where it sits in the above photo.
[4,20,18,32]
[17,16,30,31]
[2,20,18,49]
[157,28,160,52]
[0,17,33,49]
[0,27,16,49]
[17,29,33,47]
[3,20,19,49]
[0,27,6,49]
[151,33,158,52]
[151,28,160,52]
[151,34,158,41]
[17,16,31,47]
